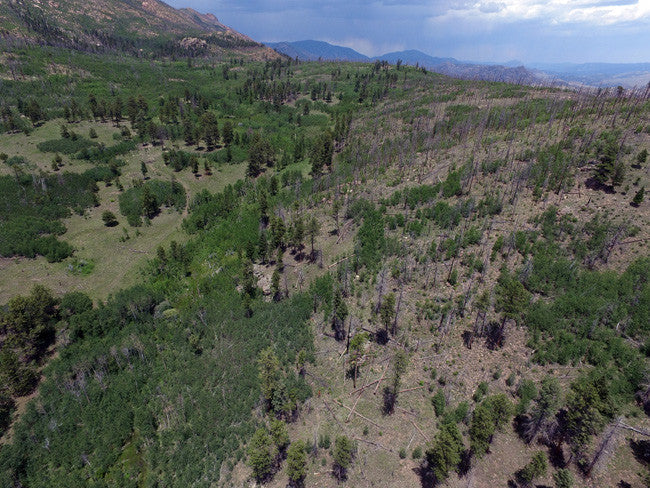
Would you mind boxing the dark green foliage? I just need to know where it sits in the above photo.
[632,187,645,206]
[495,269,531,325]
[517,451,547,485]
[516,379,538,415]
[247,428,277,483]
[553,468,574,488]
[37,136,98,155]
[527,144,573,194]
[248,133,274,177]
[318,433,331,450]
[383,351,408,414]
[118,179,186,226]
[592,130,625,188]
[258,347,281,410]
[0,170,106,260]
[473,381,489,403]
[431,201,461,229]
[332,435,355,480]
[525,258,649,401]
[199,111,220,149]
[637,148,648,165]
[0,393,14,436]
[442,168,463,198]
[286,440,307,486]
[422,422,464,483]
[469,394,514,458]
[162,149,197,172]
[1,285,313,486]
[564,374,616,455]
[309,131,333,175]
[102,210,118,227]
[0,286,59,397]
[4,155,30,167]
[270,419,289,452]
[59,291,93,318]
[75,139,137,163]
[380,293,396,333]
[355,207,385,270]
[0,349,39,397]
[432,390,446,417]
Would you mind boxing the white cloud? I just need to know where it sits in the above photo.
[429,0,650,26]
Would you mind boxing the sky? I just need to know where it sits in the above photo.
[164,0,650,63]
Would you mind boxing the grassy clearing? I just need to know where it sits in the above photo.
[0,119,248,302]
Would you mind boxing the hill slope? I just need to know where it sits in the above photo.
[0,0,278,59]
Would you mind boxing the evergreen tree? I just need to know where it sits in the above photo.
[141,185,158,218]
[632,187,645,206]
[222,120,234,146]
[247,428,277,483]
[553,468,574,488]
[309,131,333,176]
[517,451,548,486]
[469,394,514,458]
[332,435,355,481]
[383,350,408,414]
[200,111,219,150]
[423,422,464,483]
[331,288,348,341]
[286,441,307,487]
[306,216,320,260]
[270,419,289,453]
[379,293,396,334]
[258,347,281,410]
[25,99,43,125]
[248,133,274,177]
[271,269,282,301]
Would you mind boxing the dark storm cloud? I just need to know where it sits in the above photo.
[164,0,650,63]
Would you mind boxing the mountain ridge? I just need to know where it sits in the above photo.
[268,40,548,85]
[0,0,279,59]
[268,39,650,87]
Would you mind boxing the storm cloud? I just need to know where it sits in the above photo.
[165,0,650,62]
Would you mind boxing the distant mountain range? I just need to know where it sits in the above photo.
[267,40,650,88]
[265,40,370,62]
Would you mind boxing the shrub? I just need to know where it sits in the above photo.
[102,210,119,227]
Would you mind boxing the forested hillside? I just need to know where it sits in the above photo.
[0,0,277,59]
[0,35,649,488]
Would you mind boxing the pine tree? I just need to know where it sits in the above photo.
[247,428,277,483]
[269,419,289,453]
[332,436,355,481]
[141,186,158,218]
[423,422,464,483]
[257,347,281,410]
[306,216,320,261]
[517,451,548,485]
[200,111,219,150]
[632,187,645,206]
[286,441,307,487]
[222,120,234,146]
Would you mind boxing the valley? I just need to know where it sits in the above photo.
[0,1,649,488]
